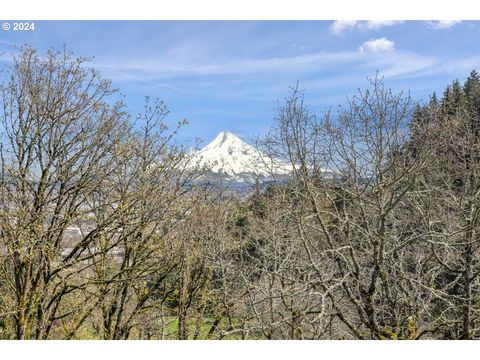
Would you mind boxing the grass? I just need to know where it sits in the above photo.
[61,315,253,340]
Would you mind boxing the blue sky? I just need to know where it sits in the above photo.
[0,20,479,145]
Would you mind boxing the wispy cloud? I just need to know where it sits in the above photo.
[93,47,444,97]
[401,54,480,78]
[331,20,404,35]
[330,20,462,35]
[75,22,472,102]
[96,66,190,94]
[365,51,437,78]
[425,20,462,29]
[359,38,395,53]
[94,50,362,79]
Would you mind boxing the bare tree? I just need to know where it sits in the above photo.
[88,98,192,340]
[256,79,437,339]
[0,46,129,339]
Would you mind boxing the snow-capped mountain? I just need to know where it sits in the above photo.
[187,131,293,183]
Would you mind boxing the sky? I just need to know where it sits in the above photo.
[0,20,479,145]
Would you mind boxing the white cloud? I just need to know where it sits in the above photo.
[425,20,462,29]
[359,37,395,53]
[330,20,359,35]
[362,20,405,30]
[330,20,404,35]
[330,20,461,34]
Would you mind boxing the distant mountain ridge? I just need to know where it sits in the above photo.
[186,131,292,183]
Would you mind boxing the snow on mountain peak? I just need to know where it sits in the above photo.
[204,131,245,151]
[187,131,292,183]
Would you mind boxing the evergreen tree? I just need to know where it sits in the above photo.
[442,85,455,116]
[429,91,439,109]
[452,79,466,107]
[464,69,480,110]
[464,70,480,137]
[442,80,466,117]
